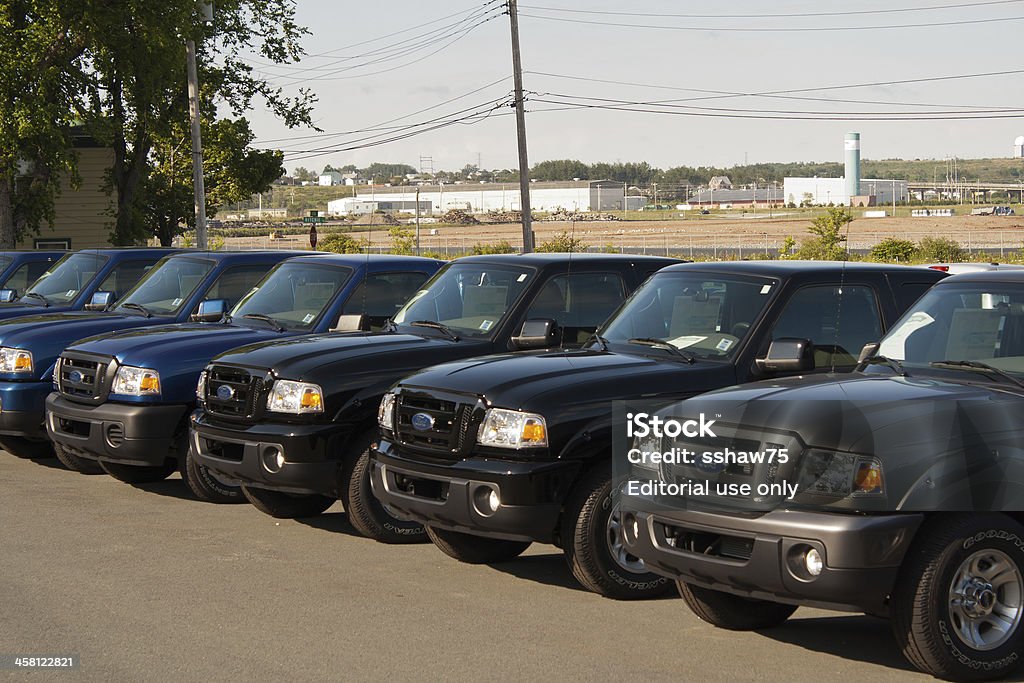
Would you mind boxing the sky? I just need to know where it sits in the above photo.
[238,0,1024,175]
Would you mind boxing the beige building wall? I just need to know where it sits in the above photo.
[20,146,115,249]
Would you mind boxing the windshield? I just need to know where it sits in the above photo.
[230,262,352,331]
[391,262,534,337]
[878,283,1024,373]
[113,257,214,316]
[23,252,108,305]
[600,272,776,359]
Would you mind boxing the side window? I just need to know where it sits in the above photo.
[771,284,883,370]
[205,265,275,308]
[97,260,154,299]
[525,272,627,345]
[896,281,937,313]
[3,261,50,294]
[343,272,430,330]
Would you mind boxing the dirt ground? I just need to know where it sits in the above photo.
[225,213,1024,256]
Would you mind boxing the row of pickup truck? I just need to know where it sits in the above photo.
[3,245,1022,680]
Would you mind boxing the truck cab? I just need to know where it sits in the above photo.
[190,254,679,541]
[45,255,441,490]
[371,262,946,599]
[620,269,1024,680]
[0,250,295,461]
[0,250,66,303]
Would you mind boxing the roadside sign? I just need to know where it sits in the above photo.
[302,216,326,224]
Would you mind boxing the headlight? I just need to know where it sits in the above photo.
[112,366,161,396]
[266,379,323,414]
[196,370,207,402]
[378,392,396,430]
[0,347,32,373]
[796,450,884,496]
[477,408,547,449]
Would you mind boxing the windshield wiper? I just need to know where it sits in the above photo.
[410,320,460,341]
[587,333,610,351]
[929,359,1024,390]
[24,292,49,307]
[862,355,909,377]
[119,302,152,318]
[242,313,285,332]
[628,337,696,363]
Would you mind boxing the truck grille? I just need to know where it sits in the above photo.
[204,365,265,420]
[57,352,114,403]
[394,389,482,459]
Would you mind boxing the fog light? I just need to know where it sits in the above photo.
[805,548,823,576]
[261,446,284,474]
[487,489,500,512]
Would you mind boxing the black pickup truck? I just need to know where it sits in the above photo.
[191,253,679,541]
[620,269,1024,681]
[371,262,946,599]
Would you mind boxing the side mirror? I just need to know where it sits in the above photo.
[512,318,558,350]
[331,313,369,333]
[191,298,227,323]
[0,289,18,303]
[85,291,115,311]
[858,342,881,364]
[756,338,814,373]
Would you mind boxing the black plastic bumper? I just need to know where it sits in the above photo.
[45,393,187,466]
[370,437,582,544]
[621,504,924,613]
[189,410,342,497]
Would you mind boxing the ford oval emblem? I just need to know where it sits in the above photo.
[68,370,83,383]
[216,384,235,400]
[411,412,434,431]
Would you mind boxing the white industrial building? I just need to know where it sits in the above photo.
[783,177,908,207]
[327,180,626,215]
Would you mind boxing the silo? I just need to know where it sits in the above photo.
[1014,136,1024,158]
[844,132,861,202]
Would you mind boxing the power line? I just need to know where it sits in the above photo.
[518,11,1024,32]
[519,0,1024,19]
[525,70,1024,110]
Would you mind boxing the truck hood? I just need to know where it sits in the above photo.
[211,332,489,382]
[397,349,736,412]
[0,311,168,379]
[68,323,286,367]
[0,303,72,320]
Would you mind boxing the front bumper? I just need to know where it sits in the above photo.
[622,504,924,613]
[189,410,343,497]
[0,380,53,438]
[370,437,582,544]
[45,393,188,466]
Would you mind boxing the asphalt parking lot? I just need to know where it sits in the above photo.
[1,453,940,682]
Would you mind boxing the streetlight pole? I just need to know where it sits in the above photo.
[186,4,213,249]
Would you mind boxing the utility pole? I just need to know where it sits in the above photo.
[508,0,534,252]
[415,187,421,255]
[186,1,213,249]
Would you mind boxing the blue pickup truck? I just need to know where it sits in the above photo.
[45,254,442,497]
[0,250,66,303]
[0,250,300,461]
[0,248,174,321]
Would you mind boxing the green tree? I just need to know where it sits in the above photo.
[388,225,415,255]
[291,166,315,181]
[361,162,416,180]
[319,232,366,254]
[531,159,589,181]
[797,207,852,260]
[538,230,585,253]
[471,240,515,255]
[869,237,917,262]
[917,236,965,263]
[0,1,89,247]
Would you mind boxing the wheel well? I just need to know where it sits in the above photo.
[550,448,612,548]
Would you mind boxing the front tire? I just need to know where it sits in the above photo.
[678,581,797,630]
[182,447,244,504]
[426,526,531,564]
[341,432,425,543]
[53,443,104,474]
[562,467,672,599]
[100,459,177,484]
[0,437,53,459]
[892,514,1024,681]
[241,485,335,518]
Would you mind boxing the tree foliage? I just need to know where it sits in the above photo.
[538,230,585,253]
[870,237,917,262]
[795,207,852,260]
[917,236,966,263]
[319,232,367,254]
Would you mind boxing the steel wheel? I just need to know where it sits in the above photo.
[948,548,1024,651]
